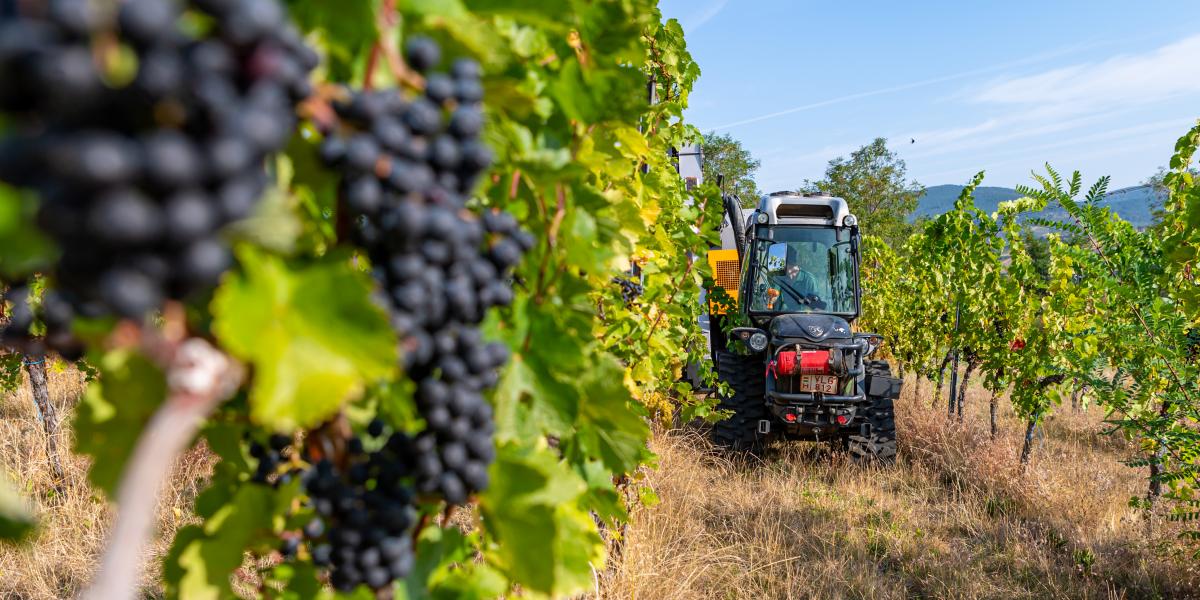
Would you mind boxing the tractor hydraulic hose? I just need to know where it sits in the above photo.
[724,194,747,263]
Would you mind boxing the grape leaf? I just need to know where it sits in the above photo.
[576,458,627,525]
[491,301,649,473]
[0,353,22,395]
[212,247,397,431]
[429,562,508,600]
[0,183,54,278]
[163,483,288,599]
[480,441,603,596]
[73,350,166,496]
[263,562,328,600]
[568,354,651,474]
[395,526,499,600]
[285,0,377,81]
[0,471,33,542]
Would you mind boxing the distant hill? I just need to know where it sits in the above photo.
[911,184,1163,230]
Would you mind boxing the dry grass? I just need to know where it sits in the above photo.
[3,368,1199,599]
[595,379,1200,600]
[0,365,215,600]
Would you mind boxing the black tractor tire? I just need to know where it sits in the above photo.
[845,360,898,464]
[711,349,768,453]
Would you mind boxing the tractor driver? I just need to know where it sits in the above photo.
[769,253,822,311]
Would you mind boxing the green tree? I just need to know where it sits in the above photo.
[1020,228,1051,289]
[702,131,761,207]
[802,138,923,247]
[1145,166,1199,202]
[1145,165,1198,233]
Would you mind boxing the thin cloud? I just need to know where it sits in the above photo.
[904,119,1001,148]
[917,124,1181,185]
[707,41,1114,131]
[682,0,729,33]
[914,115,1194,181]
[974,34,1200,108]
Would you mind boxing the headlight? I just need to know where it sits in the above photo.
[844,214,858,227]
[755,212,769,224]
[748,332,769,352]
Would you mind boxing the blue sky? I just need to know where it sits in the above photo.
[658,0,1200,191]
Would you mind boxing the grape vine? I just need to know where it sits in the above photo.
[0,0,719,596]
[861,124,1200,547]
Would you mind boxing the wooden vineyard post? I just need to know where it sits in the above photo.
[25,354,64,484]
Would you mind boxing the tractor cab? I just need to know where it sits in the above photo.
[742,194,860,320]
[704,191,901,460]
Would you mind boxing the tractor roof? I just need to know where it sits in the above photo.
[757,192,852,227]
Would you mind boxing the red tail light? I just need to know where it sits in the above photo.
[799,350,831,374]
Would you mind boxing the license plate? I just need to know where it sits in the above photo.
[797,375,838,394]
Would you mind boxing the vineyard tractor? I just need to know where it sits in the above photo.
[705,191,902,461]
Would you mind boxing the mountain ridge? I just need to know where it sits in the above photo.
[912,183,1162,229]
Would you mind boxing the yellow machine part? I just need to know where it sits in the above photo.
[707,249,741,315]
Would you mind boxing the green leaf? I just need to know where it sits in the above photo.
[576,459,627,525]
[163,483,287,600]
[492,351,572,442]
[0,183,54,277]
[480,441,603,596]
[286,0,378,81]
[263,562,329,600]
[431,562,508,600]
[212,247,397,431]
[568,355,650,474]
[73,350,167,496]
[0,471,34,542]
[395,526,487,600]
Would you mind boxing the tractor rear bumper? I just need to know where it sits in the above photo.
[765,391,865,404]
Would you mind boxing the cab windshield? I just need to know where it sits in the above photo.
[747,226,857,316]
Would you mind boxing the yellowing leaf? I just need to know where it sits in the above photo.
[212,248,396,431]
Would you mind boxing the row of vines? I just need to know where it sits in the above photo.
[860,123,1200,541]
[0,0,723,597]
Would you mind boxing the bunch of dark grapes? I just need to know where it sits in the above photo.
[317,37,530,505]
[248,432,295,485]
[0,0,316,336]
[612,276,643,306]
[274,421,418,592]
[0,284,84,360]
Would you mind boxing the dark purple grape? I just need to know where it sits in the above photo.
[136,49,185,97]
[99,269,163,318]
[345,176,382,215]
[450,58,481,81]
[164,190,218,242]
[429,135,460,170]
[404,36,440,72]
[371,117,409,152]
[448,107,483,139]
[424,73,455,105]
[88,189,164,246]
[176,238,231,286]
[117,0,180,47]
[51,134,142,187]
[207,136,256,179]
[403,97,441,136]
[143,131,203,189]
[345,135,380,173]
[455,78,484,104]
